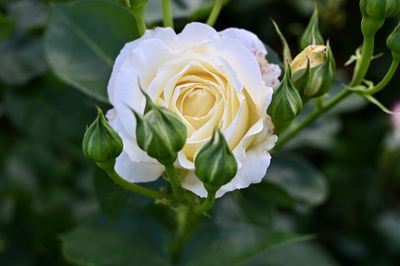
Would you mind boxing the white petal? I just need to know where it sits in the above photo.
[216,150,271,197]
[220,27,267,56]
[114,151,164,183]
[178,22,218,49]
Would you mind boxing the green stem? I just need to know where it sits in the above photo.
[134,15,146,36]
[164,163,184,201]
[365,58,400,94]
[274,89,351,151]
[162,0,174,28]
[350,34,375,86]
[206,0,223,26]
[193,191,216,214]
[171,207,190,265]
[97,161,160,199]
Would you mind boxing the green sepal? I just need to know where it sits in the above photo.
[195,130,237,190]
[82,107,123,163]
[272,20,292,67]
[387,23,400,57]
[300,3,324,50]
[268,67,303,134]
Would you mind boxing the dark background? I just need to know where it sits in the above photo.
[1,0,400,265]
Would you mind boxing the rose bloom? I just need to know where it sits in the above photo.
[107,23,280,197]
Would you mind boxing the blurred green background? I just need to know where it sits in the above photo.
[1,0,400,265]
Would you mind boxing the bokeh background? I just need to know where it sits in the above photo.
[0,0,400,265]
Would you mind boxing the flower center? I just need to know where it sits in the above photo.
[182,88,216,118]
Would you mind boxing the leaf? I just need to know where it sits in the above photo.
[0,36,47,85]
[183,221,311,266]
[265,154,328,207]
[44,0,139,102]
[94,169,132,219]
[248,242,339,266]
[362,94,400,115]
[237,182,295,225]
[61,214,169,266]
[3,78,94,143]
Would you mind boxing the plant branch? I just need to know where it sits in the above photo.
[164,163,184,201]
[97,161,160,199]
[365,58,400,94]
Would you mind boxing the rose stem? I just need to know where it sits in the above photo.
[207,0,224,26]
[162,0,174,28]
[164,163,184,202]
[365,57,400,94]
[97,161,161,199]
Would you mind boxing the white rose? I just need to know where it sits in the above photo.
[107,22,279,198]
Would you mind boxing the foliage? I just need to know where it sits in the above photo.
[0,0,399,265]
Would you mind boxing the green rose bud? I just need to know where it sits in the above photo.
[300,4,324,50]
[195,130,237,193]
[360,0,400,19]
[133,91,187,165]
[387,23,400,60]
[267,67,303,134]
[359,0,400,36]
[291,43,336,100]
[82,107,123,162]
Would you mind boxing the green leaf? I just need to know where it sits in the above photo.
[61,214,169,266]
[44,0,139,102]
[183,221,311,266]
[0,36,47,85]
[94,169,131,219]
[265,154,328,207]
[362,94,399,114]
[237,182,295,225]
[3,77,94,142]
[248,242,338,266]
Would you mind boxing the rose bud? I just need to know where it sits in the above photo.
[268,67,303,134]
[291,43,336,100]
[300,4,324,50]
[82,107,123,163]
[195,130,237,194]
[133,91,187,165]
[359,0,400,36]
[360,0,400,20]
[387,23,400,60]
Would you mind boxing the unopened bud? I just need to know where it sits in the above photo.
[134,91,187,165]
[195,130,237,193]
[268,67,303,134]
[82,108,123,162]
[359,0,400,36]
[291,43,335,100]
[387,23,400,60]
[300,4,324,50]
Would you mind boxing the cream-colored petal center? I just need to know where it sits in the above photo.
[182,87,216,117]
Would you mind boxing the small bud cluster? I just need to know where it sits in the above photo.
[269,4,335,134]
